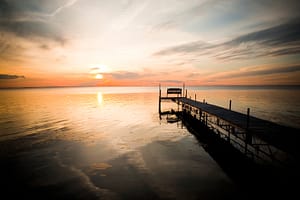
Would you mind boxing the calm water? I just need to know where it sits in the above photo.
[0,86,299,199]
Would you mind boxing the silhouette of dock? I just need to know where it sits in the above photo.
[158,85,300,166]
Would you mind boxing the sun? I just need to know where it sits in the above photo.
[95,74,103,79]
[90,64,111,80]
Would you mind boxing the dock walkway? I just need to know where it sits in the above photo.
[158,86,300,165]
[179,97,299,157]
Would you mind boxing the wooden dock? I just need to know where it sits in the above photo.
[159,86,300,165]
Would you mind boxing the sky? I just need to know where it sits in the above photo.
[0,0,300,87]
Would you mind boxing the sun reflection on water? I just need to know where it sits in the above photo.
[97,92,103,105]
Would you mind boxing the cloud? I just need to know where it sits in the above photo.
[0,74,25,79]
[154,18,300,60]
[109,71,141,80]
[207,65,300,80]
[0,33,28,62]
[0,0,76,18]
[39,44,50,50]
[0,20,67,45]
[150,0,300,37]
[0,0,70,45]
[227,19,300,46]
[89,65,111,74]
[154,41,215,56]
[48,0,78,17]
[105,69,159,80]
[160,80,182,84]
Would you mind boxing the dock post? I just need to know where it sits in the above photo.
[245,108,252,153]
[183,83,185,97]
[230,126,235,142]
[195,94,196,101]
[229,100,232,110]
[246,108,250,130]
[159,84,161,114]
[185,89,187,98]
[177,93,179,112]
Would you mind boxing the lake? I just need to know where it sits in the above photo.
[0,86,299,199]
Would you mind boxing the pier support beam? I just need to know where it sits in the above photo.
[159,84,161,114]
[182,83,185,97]
[245,108,252,154]
[246,108,252,143]
[246,108,250,130]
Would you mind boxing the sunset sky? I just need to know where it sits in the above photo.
[0,0,300,87]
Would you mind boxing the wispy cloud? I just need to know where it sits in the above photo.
[0,34,27,62]
[0,74,25,79]
[104,70,160,81]
[154,41,215,56]
[151,0,300,36]
[154,18,300,60]
[160,80,182,84]
[0,20,67,45]
[108,71,142,80]
[0,0,69,45]
[48,0,78,17]
[205,64,300,80]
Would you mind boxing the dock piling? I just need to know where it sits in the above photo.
[159,84,161,114]
[246,108,250,130]
[246,108,252,145]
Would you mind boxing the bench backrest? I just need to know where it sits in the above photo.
[167,88,182,95]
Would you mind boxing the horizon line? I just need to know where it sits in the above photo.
[1,84,300,90]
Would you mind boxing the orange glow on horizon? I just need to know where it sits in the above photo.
[1,64,300,88]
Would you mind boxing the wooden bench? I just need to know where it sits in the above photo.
[167,88,182,96]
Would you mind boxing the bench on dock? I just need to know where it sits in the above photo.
[167,88,182,96]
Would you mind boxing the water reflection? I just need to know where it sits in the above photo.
[97,92,103,105]
[0,87,299,199]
